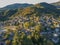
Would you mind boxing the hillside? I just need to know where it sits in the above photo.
[0,3,33,21]
[52,1,60,8]
[0,2,60,45]
[0,2,60,21]
[0,3,33,10]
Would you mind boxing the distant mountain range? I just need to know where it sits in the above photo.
[0,2,60,21]
[52,1,60,8]
[0,1,60,10]
[0,3,33,10]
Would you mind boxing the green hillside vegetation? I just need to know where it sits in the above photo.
[0,2,60,21]
[0,2,60,45]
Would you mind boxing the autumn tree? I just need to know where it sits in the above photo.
[12,31,21,45]
[23,22,30,29]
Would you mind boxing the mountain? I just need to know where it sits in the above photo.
[40,2,56,9]
[0,2,60,45]
[52,1,60,8]
[20,2,59,16]
[0,2,60,21]
[0,3,33,10]
[8,2,60,21]
[0,3,33,21]
[35,2,57,12]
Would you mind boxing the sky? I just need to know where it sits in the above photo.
[0,0,59,8]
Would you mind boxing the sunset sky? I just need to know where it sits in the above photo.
[0,0,59,8]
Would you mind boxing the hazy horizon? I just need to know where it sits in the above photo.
[0,0,59,8]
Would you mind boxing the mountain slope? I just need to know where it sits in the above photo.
[0,3,33,10]
[52,1,60,8]
[19,2,60,17]
[0,3,33,21]
[0,2,60,21]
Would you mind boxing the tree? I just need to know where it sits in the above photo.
[34,24,41,32]
[46,40,54,45]
[5,40,11,45]
[12,31,21,45]
[23,22,30,29]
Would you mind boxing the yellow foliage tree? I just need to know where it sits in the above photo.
[34,24,41,32]
[23,22,30,29]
